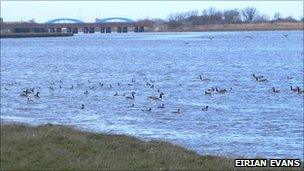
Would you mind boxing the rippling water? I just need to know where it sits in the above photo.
[1,31,303,160]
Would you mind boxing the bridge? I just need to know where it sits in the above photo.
[0,17,151,34]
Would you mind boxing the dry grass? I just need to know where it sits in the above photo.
[0,124,302,170]
[149,22,304,32]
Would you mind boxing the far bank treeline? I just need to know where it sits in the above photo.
[139,7,303,29]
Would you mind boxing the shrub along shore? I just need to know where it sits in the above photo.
[0,123,302,170]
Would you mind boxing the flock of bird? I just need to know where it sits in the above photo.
[2,72,303,115]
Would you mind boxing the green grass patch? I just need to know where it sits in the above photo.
[0,123,302,170]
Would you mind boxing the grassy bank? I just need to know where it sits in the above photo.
[0,124,302,170]
[148,22,303,32]
[0,32,73,38]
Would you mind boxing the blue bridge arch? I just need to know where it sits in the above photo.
[95,17,135,23]
[45,18,85,24]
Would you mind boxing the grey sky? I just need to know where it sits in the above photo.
[1,1,303,22]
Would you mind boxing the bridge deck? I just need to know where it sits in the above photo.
[0,21,150,30]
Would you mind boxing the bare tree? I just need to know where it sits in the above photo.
[282,16,297,22]
[223,9,241,23]
[254,14,270,22]
[201,7,223,24]
[186,10,201,25]
[242,7,258,22]
[168,12,187,28]
[273,12,282,21]
[186,10,199,18]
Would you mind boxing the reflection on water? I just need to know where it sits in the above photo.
[1,31,303,159]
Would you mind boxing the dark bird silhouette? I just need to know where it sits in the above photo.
[34,92,40,98]
[207,87,215,92]
[126,92,136,100]
[246,35,253,39]
[172,109,181,114]
[205,91,211,95]
[290,86,299,92]
[218,89,227,94]
[148,92,164,100]
[272,87,280,93]
[142,108,152,112]
[81,104,85,109]
[202,106,209,111]
[157,104,165,108]
[255,77,268,82]
[20,89,29,97]
[286,76,293,79]
[27,98,34,103]
[252,74,264,79]
[296,87,304,94]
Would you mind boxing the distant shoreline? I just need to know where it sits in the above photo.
[0,22,302,39]
[147,22,304,32]
[0,32,73,38]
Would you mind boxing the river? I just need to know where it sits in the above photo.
[1,31,303,160]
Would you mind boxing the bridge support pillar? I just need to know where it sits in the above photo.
[50,28,56,33]
[106,27,111,33]
[139,26,144,32]
[67,28,72,33]
[122,26,128,33]
[100,27,105,33]
[134,26,139,33]
[117,27,122,33]
[83,27,89,33]
[72,28,78,33]
[55,28,62,33]
[89,27,95,33]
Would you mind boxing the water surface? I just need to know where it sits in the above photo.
[1,31,303,159]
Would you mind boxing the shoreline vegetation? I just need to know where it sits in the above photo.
[145,6,304,32]
[147,22,303,32]
[0,22,302,39]
[1,123,302,170]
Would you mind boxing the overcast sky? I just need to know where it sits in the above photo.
[1,1,303,22]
